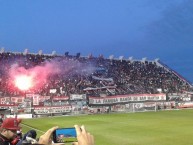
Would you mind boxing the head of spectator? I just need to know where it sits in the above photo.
[0,118,21,141]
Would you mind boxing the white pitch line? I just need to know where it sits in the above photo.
[21,123,45,134]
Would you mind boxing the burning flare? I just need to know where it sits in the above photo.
[15,75,33,91]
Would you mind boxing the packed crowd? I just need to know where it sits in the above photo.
[0,52,192,97]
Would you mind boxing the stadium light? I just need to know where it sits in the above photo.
[23,48,29,55]
[109,55,114,60]
[38,50,43,55]
[119,56,124,61]
[51,51,56,56]
[154,58,160,62]
[128,56,133,60]
[0,47,5,53]
[142,57,147,62]
[154,58,160,65]
[128,56,133,63]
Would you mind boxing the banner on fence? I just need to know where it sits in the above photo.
[89,94,166,105]
[34,106,72,114]
[70,94,86,100]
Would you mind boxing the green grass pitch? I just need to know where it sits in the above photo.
[21,109,193,145]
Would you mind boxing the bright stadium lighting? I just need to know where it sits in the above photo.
[15,75,33,91]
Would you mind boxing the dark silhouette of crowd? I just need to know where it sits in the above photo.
[0,52,192,98]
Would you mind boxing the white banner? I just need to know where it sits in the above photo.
[34,106,72,114]
[70,94,86,100]
[89,94,166,105]
[52,96,69,101]
[0,97,10,104]
[92,76,113,82]
[178,102,193,108]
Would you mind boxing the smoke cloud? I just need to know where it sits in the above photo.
[8,57,96,91]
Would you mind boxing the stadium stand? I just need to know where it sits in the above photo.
[0,51,192,116]
[0,52,192,96]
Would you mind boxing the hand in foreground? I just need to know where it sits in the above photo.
[38,126,64,145]
[73,125,94,145]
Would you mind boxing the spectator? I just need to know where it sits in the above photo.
[0,118,21,145]
[16,129,37,145]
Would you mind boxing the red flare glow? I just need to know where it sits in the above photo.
[15,75,33,91]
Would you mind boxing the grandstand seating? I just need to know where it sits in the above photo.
[0,52,192,98]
